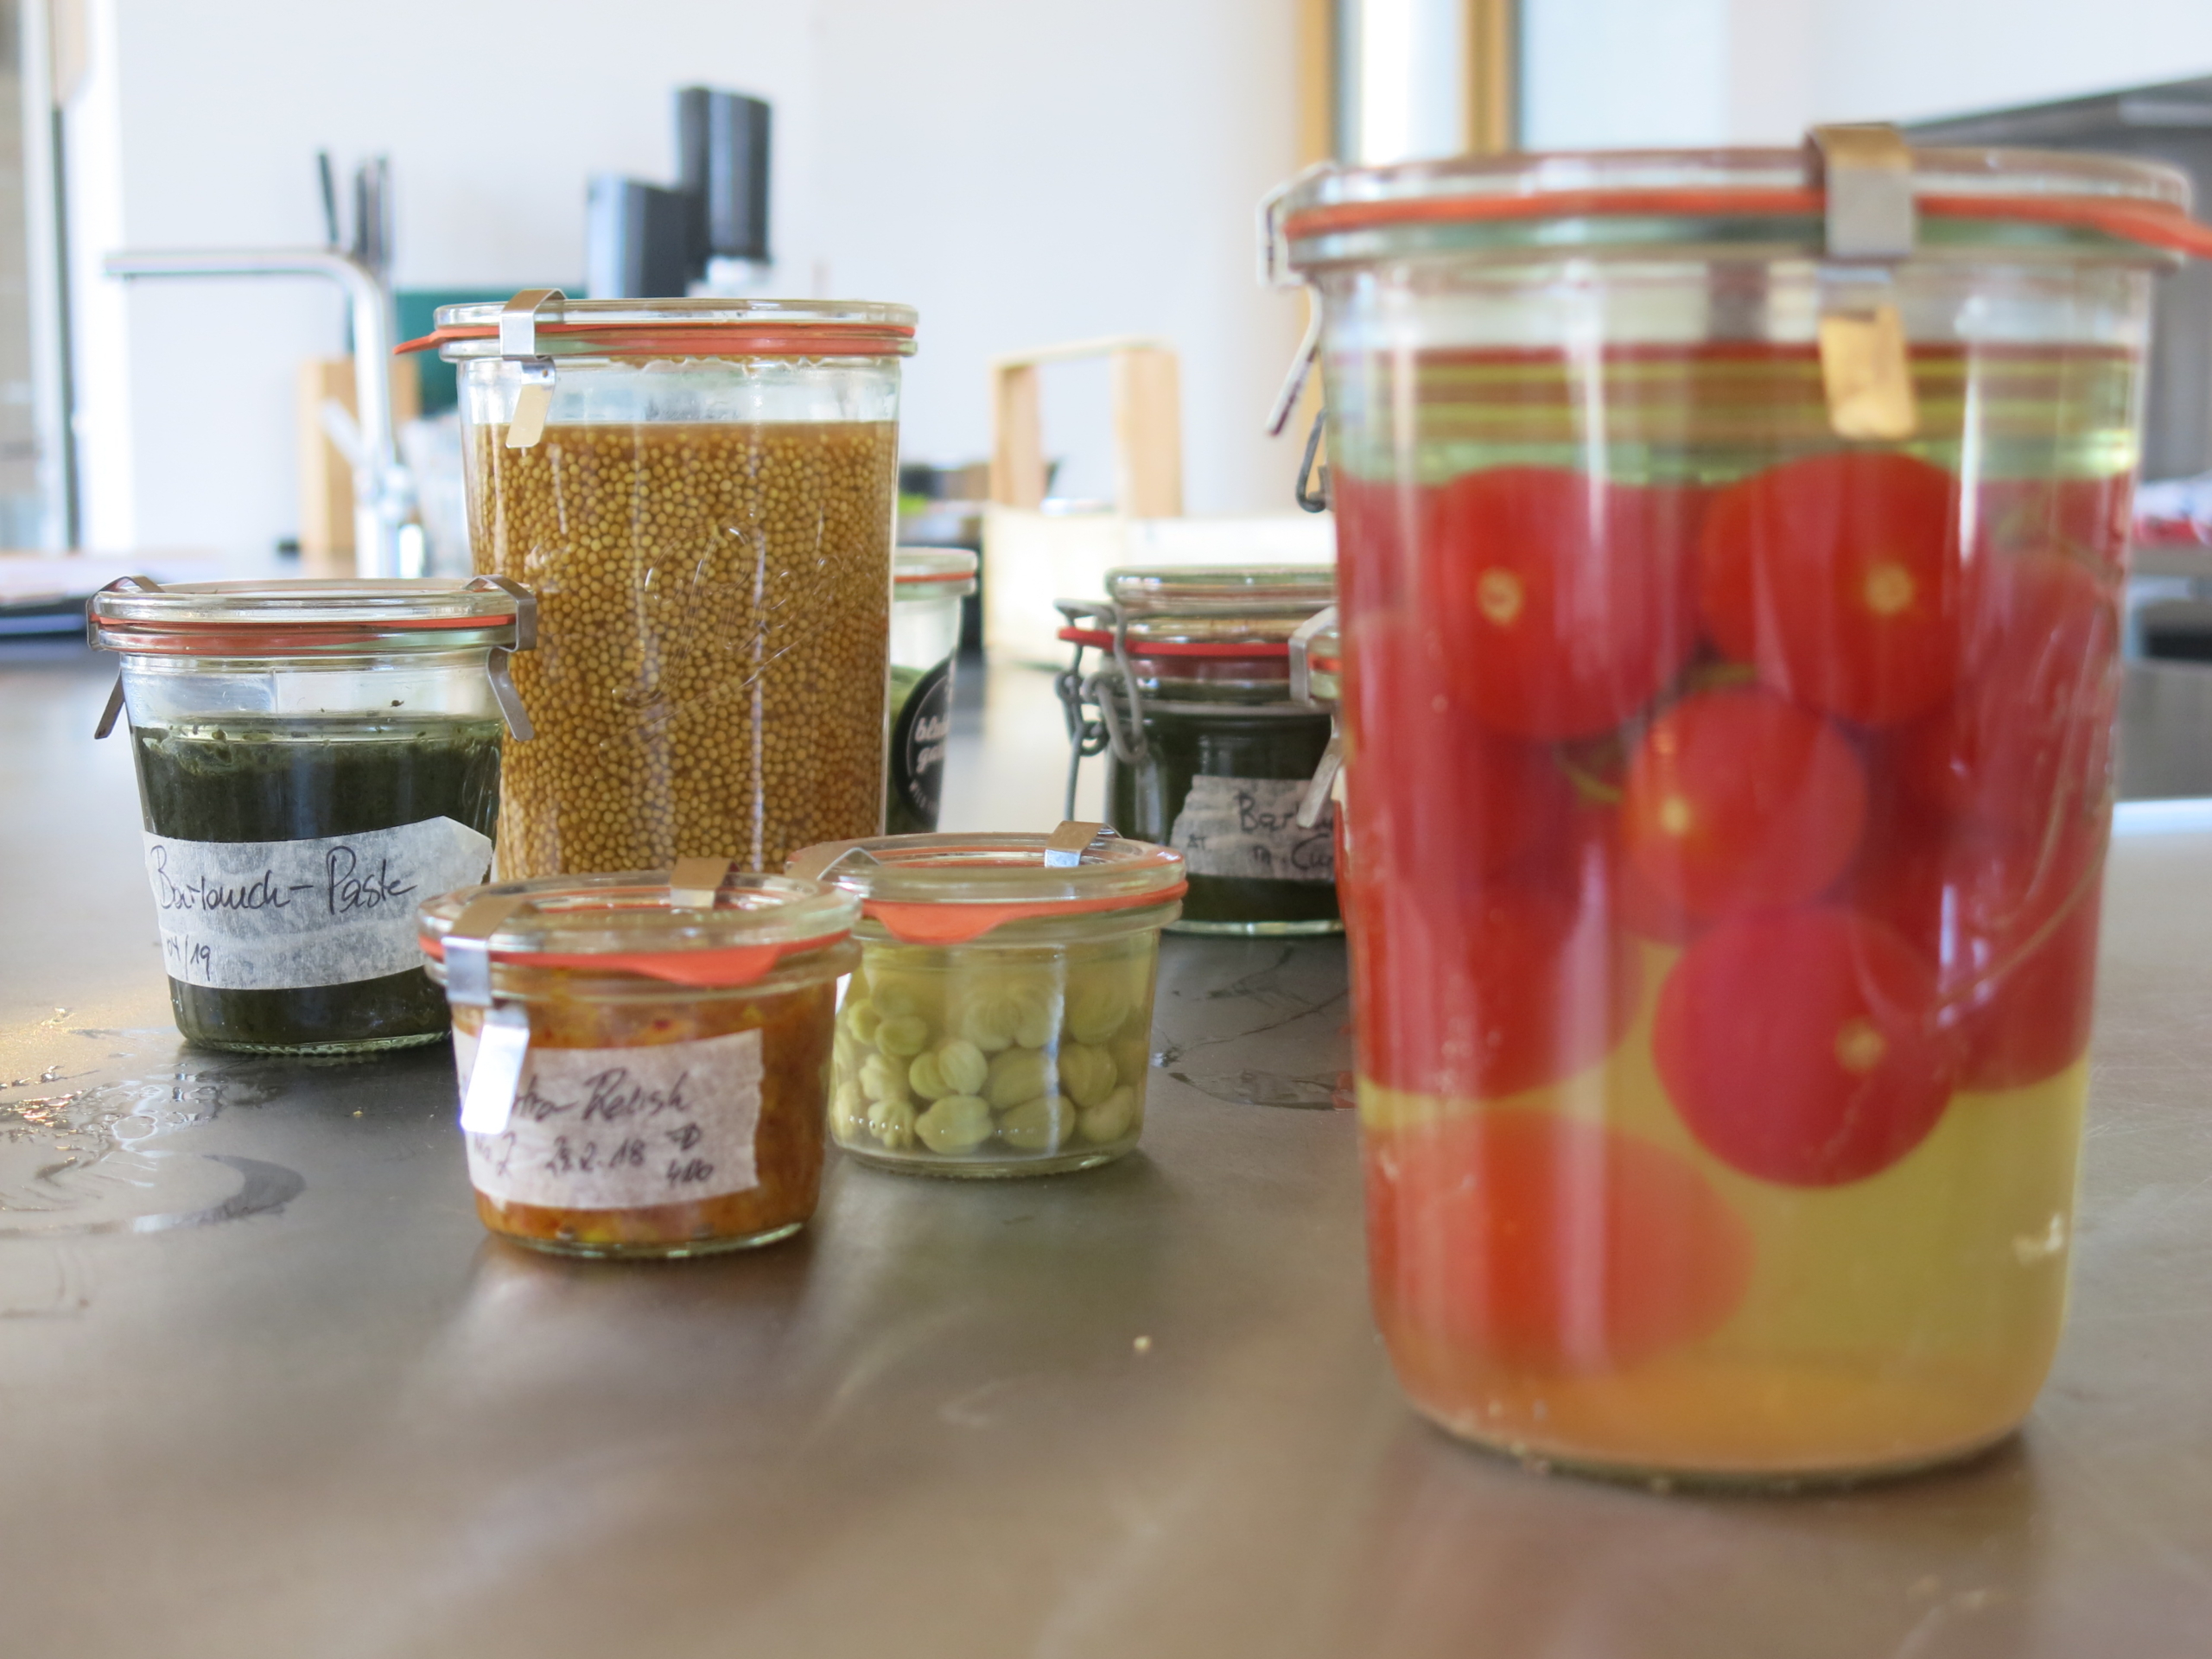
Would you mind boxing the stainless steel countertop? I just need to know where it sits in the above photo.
[5,645,2212,1658]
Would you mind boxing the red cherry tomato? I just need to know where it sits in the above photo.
[1422,467,1700,740]
[1344,607,1577,887]
[1978,474,2133,569]
[1890,553,2118,844]
[1619,688,1869,921]
[1364,1110,1754,1372]
[1653,907,1955,1185]
[1699,452,1965,727]
[1350,878,1639,1102]
[1854,821,2105,1091]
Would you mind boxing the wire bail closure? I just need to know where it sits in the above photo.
[1053,597,1153,820]
[442,892,534,1135]
[463,573,539,740]
[1287,605,1343,830]
[1807,124,1920,442]
[87,574,163,739]
[499,289,566,449]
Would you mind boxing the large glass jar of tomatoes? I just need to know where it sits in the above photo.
[1271,136,2212,1482]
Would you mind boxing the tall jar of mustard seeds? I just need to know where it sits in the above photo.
[417,294,916,878]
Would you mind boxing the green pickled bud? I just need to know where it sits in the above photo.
[907,1050,951,1100]
[998,1093,1075,1153]
[936,1037,989,1096]
[869,1097,918,1150]
[859,1052,909,1104]
[1058,1043,1117,1109]
[870,980,924,1020]
[842,996,880,1044]
[915,1094,993,1154]
[877,1014,932,1058]
[1014,995,1058,1049]
[985,1046,1054,1109]
[956,991,1021,1052]
[1078,1085,1137,1145]
[1064,977,1128,1047]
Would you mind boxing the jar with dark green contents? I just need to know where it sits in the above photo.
[887,549,976,834]
[1057,566,1339,936]
[89,577,534,1054]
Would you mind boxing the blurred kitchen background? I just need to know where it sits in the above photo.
[2,0,2212,672]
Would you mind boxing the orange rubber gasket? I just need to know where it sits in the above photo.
[863,884,1188,946]
[417,930,850,989]
[1280,188,2212,258]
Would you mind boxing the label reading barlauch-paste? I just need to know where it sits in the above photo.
[1167,775,1335,883]
[456,1027,764,1211]
[143,817,494,990]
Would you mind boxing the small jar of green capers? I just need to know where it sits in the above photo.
[788,828,1185,1177]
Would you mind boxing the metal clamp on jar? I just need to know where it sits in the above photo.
[1054,565,1340,936]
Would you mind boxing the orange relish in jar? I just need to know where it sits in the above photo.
[418,861,857,1257]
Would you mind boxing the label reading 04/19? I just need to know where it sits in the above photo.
[142,817,494,991]
[456,1026,764,1211]
[1166,774,1335,883]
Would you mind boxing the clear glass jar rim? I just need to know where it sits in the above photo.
[416,870,858,960]
[1278,144,2193,219]
[433,295,917,331]
[91,577,524,628]
[790,832,1185,907]
[895,547,980,591]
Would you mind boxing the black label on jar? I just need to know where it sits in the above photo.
[889,658,954,832]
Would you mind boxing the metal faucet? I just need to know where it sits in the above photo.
[101,247,410,580]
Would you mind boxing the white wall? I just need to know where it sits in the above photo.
[60,0,1306,559]
[1525,0,2212,148]
[810,0,1305,515]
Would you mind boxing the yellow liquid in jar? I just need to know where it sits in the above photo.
[1360,945,2084,1482]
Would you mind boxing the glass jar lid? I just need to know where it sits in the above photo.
[1103,565,1337,649]
[409,296,918,360]
[895,547,979,601]
[1269,143,2212,274]
[1057,565,1338,703]
[787,829,1185,944]
[89,575,532,658]
[418,868,857,989]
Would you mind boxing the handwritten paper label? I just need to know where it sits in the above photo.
[1167,775,1335,884]
[143,817,494,990]
[455,1027,763,1211]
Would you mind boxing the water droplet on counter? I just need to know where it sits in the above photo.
[0,1047,302,1236]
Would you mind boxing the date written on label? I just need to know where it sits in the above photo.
[460,1027,765,1211]
[474,1069,726,1192]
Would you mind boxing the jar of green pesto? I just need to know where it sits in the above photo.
[1057,566,1339,936]
[89,576,534,1054]
[888,548,976,834]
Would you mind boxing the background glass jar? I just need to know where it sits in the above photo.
[789,830,1185,1177]
[888,548,976,834]
[418,866,858,1257]
[422,294,917,878]
[89,576,531,1054]
[1057,566,1339,935]
[1273,139,2205,1483]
